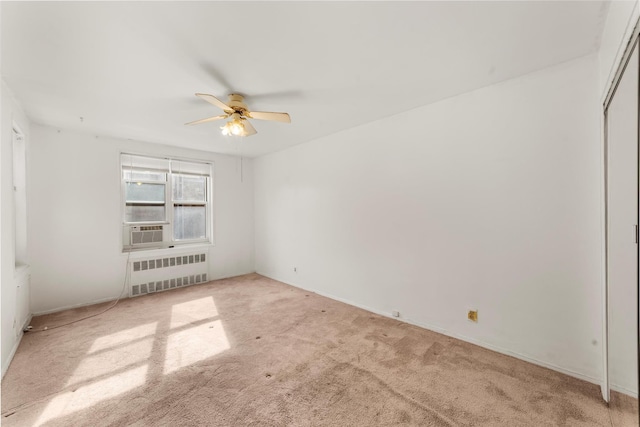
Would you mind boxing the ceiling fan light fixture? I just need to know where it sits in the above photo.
[230,121,245,136]
[221,114,246,137]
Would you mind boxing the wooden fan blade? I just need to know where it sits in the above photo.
[247,111,291,123]
[242,119,257,136]
[195,93,233,112]
[185,114,228,126]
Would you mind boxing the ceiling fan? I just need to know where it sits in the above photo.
[185,93,291,137]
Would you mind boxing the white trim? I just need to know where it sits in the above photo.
[2,314,32,379]
[601,17,640,404]
[33,258,231,316]
[31,296,121,317]
[599,11,640,403]
[600,98,610,402]
[610,383,639,399]
[206,271,255,283]
[11,120,25,140]
[13,263,30,279]
[601,2,640,104]
[258,271,602,387]
[31,269,255,316]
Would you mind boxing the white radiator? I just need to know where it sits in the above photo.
[128,249,209,297]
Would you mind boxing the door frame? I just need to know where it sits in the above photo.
[603,18,640,405]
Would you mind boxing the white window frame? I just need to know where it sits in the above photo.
[121,153,213,251]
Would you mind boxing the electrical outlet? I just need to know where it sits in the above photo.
[392,310,400,318]
[468,310,478,322]
[294,267,297,273]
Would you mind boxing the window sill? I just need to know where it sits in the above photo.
[122,242,212,259]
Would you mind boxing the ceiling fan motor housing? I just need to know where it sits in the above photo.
[227,94,248,113]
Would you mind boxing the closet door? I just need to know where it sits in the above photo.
[607,40,639,425]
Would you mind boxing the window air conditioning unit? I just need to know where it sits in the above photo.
[130,225,164,246]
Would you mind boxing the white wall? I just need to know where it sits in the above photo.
[254,55,604,383]
[598,0,638,98]
[1,80,32,376]
[28,124,254,314]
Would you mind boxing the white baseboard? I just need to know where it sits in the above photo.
[32,270,257,316]
[207,270,256,283]
[610,384,639,398]
[257,271,601,388]
[32,296,121,316]
[2,314,33,379]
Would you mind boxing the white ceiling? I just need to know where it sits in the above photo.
[2,1,608,158]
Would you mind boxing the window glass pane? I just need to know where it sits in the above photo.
[125,183,165,202]
[172,175,206,202]
[125,205,165,222]
[123,170,166,182]
[173,205,206,240]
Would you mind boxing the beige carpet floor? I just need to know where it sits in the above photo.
[610,391,638,427]
[0,273,635,426]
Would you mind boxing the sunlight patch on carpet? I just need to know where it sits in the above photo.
[164,319,229,375]
[66,337,154,387]
[169,297,219,329]
[88,322,158,354]
[36,365,148,426]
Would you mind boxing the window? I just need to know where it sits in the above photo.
[121,154,212,250]
[13,126,27,267]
